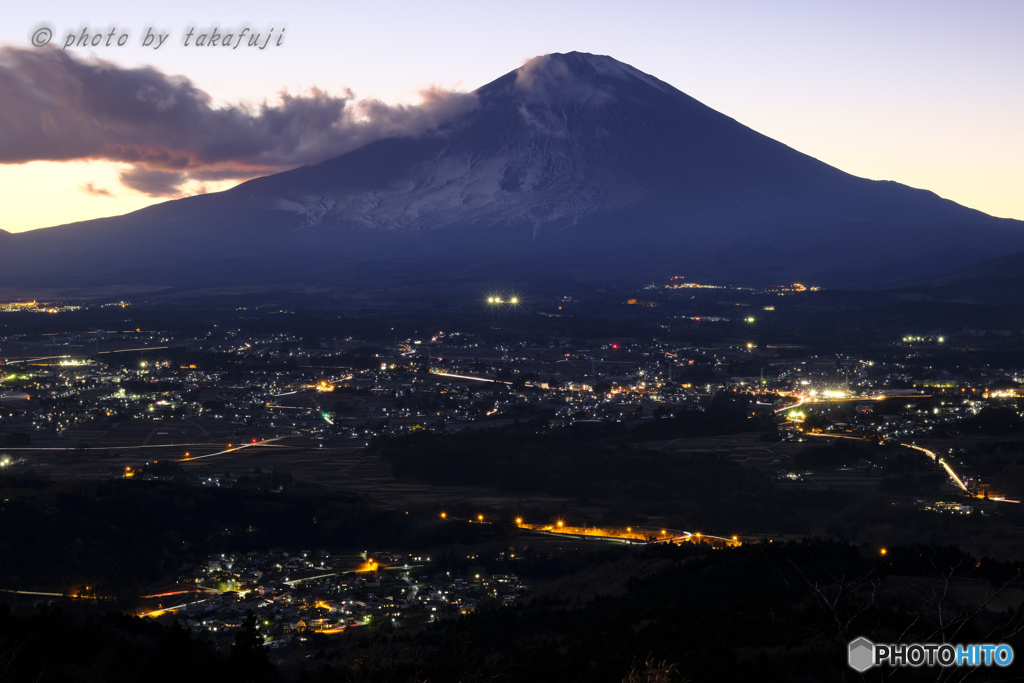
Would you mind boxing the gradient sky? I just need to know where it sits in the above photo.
[2,0,1022,233]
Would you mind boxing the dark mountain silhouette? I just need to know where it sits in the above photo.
[889,249,1024,305]
[5,51,1023,293]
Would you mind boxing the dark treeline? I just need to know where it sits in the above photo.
[0,603,278,683]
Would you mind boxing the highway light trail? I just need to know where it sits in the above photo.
[139,598,209,618]
[2,356,71,364]
[807,437,986,497]
[182,436,286,461]
[0,442,291,452]
[938,458,970,494]
[774,396,804,413]
[283,572,337,586]
[430,370,511,385]
[515,520,740,547]
[905,443,970,493]
[139,589,214,598]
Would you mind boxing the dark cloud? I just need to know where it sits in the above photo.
[118,166,187,197]
[83,182,113,197]
[0,46,478,196]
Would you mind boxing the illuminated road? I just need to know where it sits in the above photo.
[138,598,210,618]
[514,520,741,547]
[905,444,1019,503]
[0,442,291,452]
[430,370,511,385]
[283,572,338,587]
[807,434,1017,502]
[775,397,804,414]
[904,444,970,493]
[182,438,288,464]
[0,588,65,597]
[777,394,932,414]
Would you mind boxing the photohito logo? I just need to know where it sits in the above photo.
[848,637,1014,671]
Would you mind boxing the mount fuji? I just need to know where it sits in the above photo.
[4,51,1022,293]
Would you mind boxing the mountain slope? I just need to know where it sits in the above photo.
[4,52,1023,291]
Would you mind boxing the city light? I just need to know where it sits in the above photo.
[486,293,521,306]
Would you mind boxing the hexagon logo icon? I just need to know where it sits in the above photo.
[848,637,875,672]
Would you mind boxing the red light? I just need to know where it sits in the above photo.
[612,344,619,350]
[252,438,258,443]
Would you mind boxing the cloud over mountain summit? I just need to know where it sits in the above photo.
[0,46,478,196]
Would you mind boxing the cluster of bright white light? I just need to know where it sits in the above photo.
[486,295,519,305]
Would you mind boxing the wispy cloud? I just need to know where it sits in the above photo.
[0,46,478,197]
[514,54,612,106]
[82,182,113,197]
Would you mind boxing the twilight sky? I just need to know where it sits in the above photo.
[1,0,1022,233]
